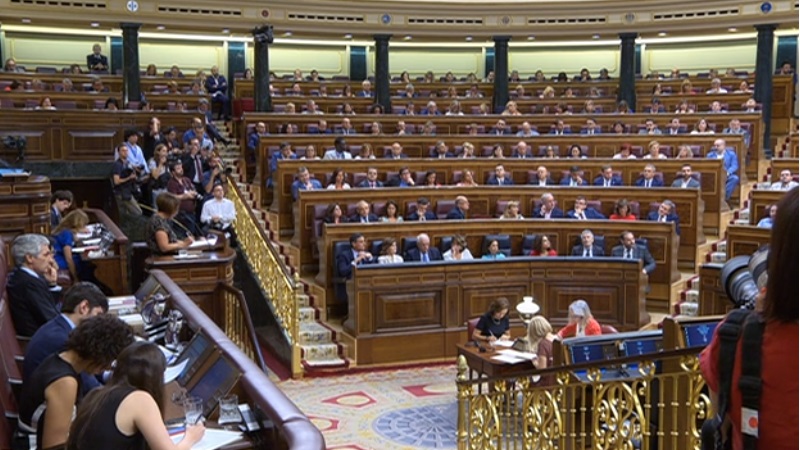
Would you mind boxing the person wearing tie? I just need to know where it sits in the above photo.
[592,165,623,187]
[581,118,600,135]
[357,167,384,189]
[406,197,436,221]
[667,117,683,135]
[611,231,657,274]
[488,164,514,186]
[335,233,376,303]
[349,200,378,223]
[404,233,443,263]
[559,166,588,186]
[571,229,604,258]
[567,196,607,220]
[635,164,664,188]
[291,167,323,201]
[323,136,354,160]
[646,200,681,235]
[550,119,569,135]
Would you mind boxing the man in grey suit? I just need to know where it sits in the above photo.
[671,163,701,189]
[611,231,656,275]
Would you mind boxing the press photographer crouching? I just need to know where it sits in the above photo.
[700,187,798,450]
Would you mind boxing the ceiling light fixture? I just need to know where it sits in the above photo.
[728,27,738,32]
[344,33,353,39]
[90,22,100,28]
[21,18,31,23]
[658,32,667,37]
[465,36,473,41]
[156,25,166,30]
[527,36,535,41]
[592,34,600,39]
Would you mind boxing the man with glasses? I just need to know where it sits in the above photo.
[7,234,62,337]
[707,138,740,202]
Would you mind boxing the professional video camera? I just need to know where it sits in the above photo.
[719,245,769,310]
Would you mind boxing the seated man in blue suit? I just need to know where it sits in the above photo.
[349,200,379,223]
[593,165,623,187]
[487,164,514,185]
[336,233,376,280]
[567,196,607,220]
[671,163,701,189]
[357,167,384,189]
[404,233,443,262]
[646,200,681,235]
[634,163,664,188]
[446,196,470,220]
[571,229,605,258]
[532,192,564,219]
[406,197,437,221]
[611,231,657,275]
[23,282,108,394]
[559,166,588,186]
[707,138,740,202]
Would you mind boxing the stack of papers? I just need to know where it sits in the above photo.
[490,349,538,364]
[170,429,243,450]
[490,339,515,348]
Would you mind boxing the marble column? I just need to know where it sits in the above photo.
[374,34,392,113]
[618,33,637,111]
[120,23,141,107]
[492,36,510,113]
[754,24,777,157]
[253,27,272,112]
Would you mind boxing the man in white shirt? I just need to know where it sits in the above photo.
[705,78,728,94]
[201,184,237,244]
[771,170,799,190]
[323,136,353,160]
[671,164,701,188]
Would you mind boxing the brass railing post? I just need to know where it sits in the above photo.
[456,355,470,450]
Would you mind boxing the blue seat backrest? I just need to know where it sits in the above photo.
[440,236,453,254]
[521,234,538,255]
[333,241,352,278]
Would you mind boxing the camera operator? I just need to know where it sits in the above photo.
[142,116,166,161]
[202,155,228,196]
[700,187,798,450]
[166,161,203,238]
[112,144,144,239]
[119,129,150,176]
[181,137,208,193]
[182,117,214,153]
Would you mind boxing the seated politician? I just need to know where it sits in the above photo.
[145,192,195,256]
[646,200,681,235]
[557,299,602,338]
[7,234,61,338]
[472,297,511,344]
[405,233,443,262]
[571,229,605,258]
[610,231,657,275]
[566,196,607,220]
[532,193,565,219]
[406,197,436,221]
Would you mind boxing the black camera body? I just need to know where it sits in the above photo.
[719,245,769,310]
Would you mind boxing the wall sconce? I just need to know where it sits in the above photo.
[516,296,540,325]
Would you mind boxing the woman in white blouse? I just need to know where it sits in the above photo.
[377,237,404,264]
[443,235,474,261]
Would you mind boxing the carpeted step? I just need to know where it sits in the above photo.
[299,306,316,323]
[690,276,700,291]
[682,289,699,303]
[297,293,310,308]
[298,322,334,346]
[678,302,699,316]
[708,251,727,263]
[301,343,347,366]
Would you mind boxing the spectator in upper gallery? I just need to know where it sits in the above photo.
[646,200,681,235]
[406,197,436,222]
[707,138,740,201]
[446,196,470,220]
[567,196,607,220]
[86,43,108,72]
[531,166,555,187]
[638,118,662,135]
[635,163,664,188]
[671,163,701,189]
[705,78,728,94]
[560,166,588,186]
[488,164,514,186]
[722,118,751,147]
[666,117,683,135]
[609,198,637,221]
[50,190,74,228]
[290,167,322,201]
[529,234,557,257]
[613,143,638,160]
[532,193,565,219]
[756,204,777,229]
[690,118,715,135]
[771,169,799,191]
[593,165,623,187]
[357,79,373,97]
[571,229,604,258]
[643,140,668,160]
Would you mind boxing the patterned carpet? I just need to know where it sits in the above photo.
[277,365,458,449]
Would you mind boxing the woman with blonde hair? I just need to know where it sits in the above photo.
[500,201,524,220]
[456,169,479,187]
[459,142,476,159]
[526,316,557,384]
[557,299,602,338]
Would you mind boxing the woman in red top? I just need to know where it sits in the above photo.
[700,187,798,450]
[529,235,557,257]
[557,299,602,339]
[609,198,637,221]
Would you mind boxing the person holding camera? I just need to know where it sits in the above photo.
[202,156,228,196]
[700,187,798,450]
[112,144,144,239]
[166,161,203,238]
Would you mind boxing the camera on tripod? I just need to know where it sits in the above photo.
[719,245,769,310]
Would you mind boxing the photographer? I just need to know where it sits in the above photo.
[202,155,228,196]
[700,187,798,450]
[112,144,144,239]
[165,160,203,238]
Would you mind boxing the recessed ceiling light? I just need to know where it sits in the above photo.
[403,35,412,41]
[658,31,667,37]
[90,22,100,28]
[728,27,738,32]
[222,28,230,34]
[21,18,31,23]
[527,36,535,41]
[592,34,600,39]
[465,36,473,41]
[283,31,292,37]
[344,33,353,39]
[156,25,165,30]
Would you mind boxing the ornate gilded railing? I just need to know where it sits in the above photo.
[456,348,711,450]
[218,284,267,371]
[227,178,303,376]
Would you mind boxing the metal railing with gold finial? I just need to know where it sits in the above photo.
[227,178,303,377]
[456,347,712,450]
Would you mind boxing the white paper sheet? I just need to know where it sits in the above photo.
[490,339,514,348]
[490,354,526,364]
[170,428,243,450]
[164,359,189,384]
[496,349,538,360]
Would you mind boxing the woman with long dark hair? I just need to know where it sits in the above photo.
[67,341,205,450]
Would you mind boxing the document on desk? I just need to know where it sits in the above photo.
[491,353,527,364]
[491,339,515,348]
[164,358,189,384]
[496,349,537,360]
[170,429,243,450]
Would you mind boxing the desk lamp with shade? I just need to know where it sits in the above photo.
[516,296,540,324]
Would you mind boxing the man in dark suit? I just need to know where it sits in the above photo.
[671,163,701,189]
[432,141,455,159]
[532,192,564,219]
[6,234,62,337]
[647,200,681,235]
[488,119,510,136]
[386,142,408,160]
[550,119,571,135]
[566,196,607,220]
[634,163,664,188]
[357,168,384,189]
[335,233,376,303]
[446,196,469,220]
[406,197,437,221]
[592,165,623,187]
[559,166,588,186]
[530,166,555,187]
[50,190,73,228]
[487,164,514,186]
[611,231,657,275]
[404,233,443,262]
[571,229,605,258]
[349,200,379,223]
[86,43,108,72]
[23,282,108,393]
